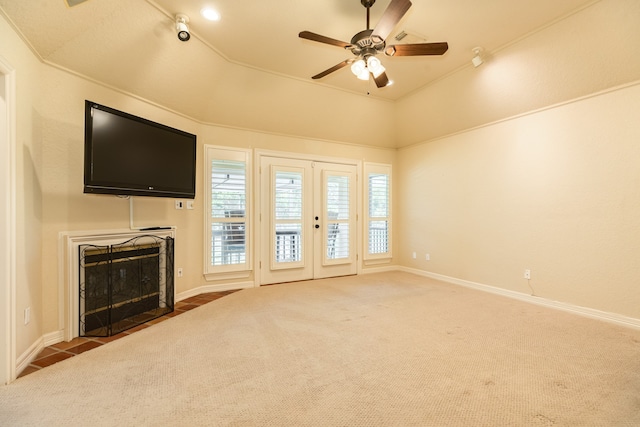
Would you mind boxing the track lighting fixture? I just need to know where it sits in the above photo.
[471,47,484,67]
[176,14,190,42]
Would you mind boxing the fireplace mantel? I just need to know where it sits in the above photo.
[60,228,176,341]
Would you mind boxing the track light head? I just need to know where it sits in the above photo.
[176,14,190,42]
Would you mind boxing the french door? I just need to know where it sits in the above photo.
[259,156,357,285]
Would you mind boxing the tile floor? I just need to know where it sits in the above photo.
[18,290,238,379]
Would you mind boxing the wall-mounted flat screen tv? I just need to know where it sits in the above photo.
[84,100,196,199]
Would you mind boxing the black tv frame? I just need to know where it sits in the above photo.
[83,100,197,199]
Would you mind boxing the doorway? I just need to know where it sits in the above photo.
[259,156,358,285]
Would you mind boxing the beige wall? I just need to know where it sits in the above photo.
[394,0,640,319]
[0,14,44,358]
[398,83,640,318]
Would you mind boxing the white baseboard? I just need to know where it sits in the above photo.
[44,330,64,347]
[16,338,44,376]
[176,280,254,302]
[399,266,640,331]
[15,330,66,376]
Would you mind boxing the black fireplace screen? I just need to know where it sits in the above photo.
[79,235,174,337]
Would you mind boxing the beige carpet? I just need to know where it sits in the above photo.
[2,271,640,426]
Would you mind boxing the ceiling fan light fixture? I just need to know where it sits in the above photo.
[366,56,385,78]
[372,68,385,78]
[351,59,369,80]
[356,69,370,80]
[299,0,448,89]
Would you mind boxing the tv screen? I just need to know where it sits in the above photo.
[84,100,197,199]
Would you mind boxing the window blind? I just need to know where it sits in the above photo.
[368,172,389,255]
[326,175,350,259]
[211,159,246,266]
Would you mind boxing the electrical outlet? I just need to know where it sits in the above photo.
[175,200,184,210]
[524,269,531,280]
[186,201,194,210]
[24,307,30,325]
[177,268,183,278]
[412,251,416,259]
[425,253,430,261]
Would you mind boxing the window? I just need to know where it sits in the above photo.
[204,146,251,277]
[364,163,391,260]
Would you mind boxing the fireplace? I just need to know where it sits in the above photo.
[78,235,174,337]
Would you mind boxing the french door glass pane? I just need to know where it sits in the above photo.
[275,172,302,220]
[326,175,350,260]
[275,224,302,262]
[274,171,302,263]
[328,224,350,259]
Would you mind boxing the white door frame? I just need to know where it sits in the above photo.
[254,149,362,286]
[0,56,17,384]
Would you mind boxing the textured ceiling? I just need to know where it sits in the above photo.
[0,0,596,107]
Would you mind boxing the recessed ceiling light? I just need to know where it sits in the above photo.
[201,7,220,21]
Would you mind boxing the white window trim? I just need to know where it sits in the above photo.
[203,145,252,280]
[363,162,392,261]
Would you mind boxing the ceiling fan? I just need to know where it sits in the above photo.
[299,0,448,88]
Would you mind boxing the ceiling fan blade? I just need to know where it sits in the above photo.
[372,0,412,42]
[385,42,449,56]
[311,60,352,79]
[299,31,351,49]
[373,71,390,88]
